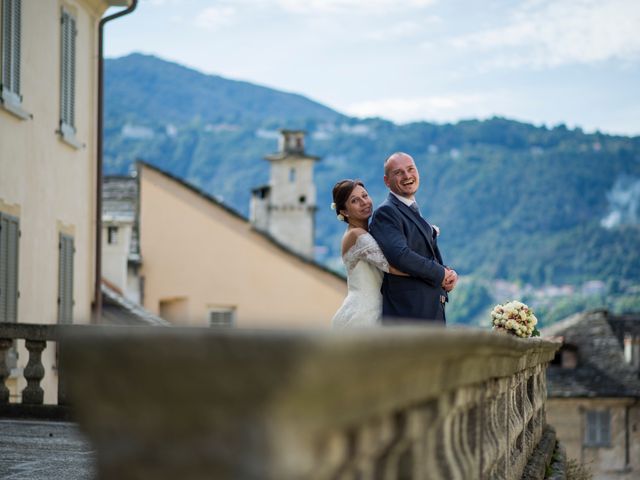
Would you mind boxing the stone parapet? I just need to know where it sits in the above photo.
[59,325,560,479]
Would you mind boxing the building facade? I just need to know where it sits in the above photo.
[138,162,346,328]
[0,0,133,403]
[102,176,141,303]
[250,130,318,259]
[546,310,640,479]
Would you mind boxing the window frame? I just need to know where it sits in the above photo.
[208,307,235,328]
[584,409,611,448]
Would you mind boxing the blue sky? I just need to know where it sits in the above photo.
[105,0,640,136]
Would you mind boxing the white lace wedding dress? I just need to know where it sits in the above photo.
[332,233,389,328]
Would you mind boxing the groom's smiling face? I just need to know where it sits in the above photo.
[384,153,420,198]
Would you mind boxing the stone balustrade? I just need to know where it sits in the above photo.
[59,325,561,480]
[0,322,69,417]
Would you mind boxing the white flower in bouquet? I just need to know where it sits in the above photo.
[491,300,540,338]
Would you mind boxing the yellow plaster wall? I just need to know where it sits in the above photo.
[139,165,346,328]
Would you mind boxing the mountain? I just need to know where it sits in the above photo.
[106,53,342,126]
[103,53,640,325]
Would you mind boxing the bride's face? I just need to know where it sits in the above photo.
[343,185,373,222]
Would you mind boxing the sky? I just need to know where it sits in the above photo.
[104,0,640,136]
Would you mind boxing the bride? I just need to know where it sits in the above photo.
[331,179,406,327]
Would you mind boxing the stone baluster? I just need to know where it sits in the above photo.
[330,416,398,479]
[482,379,501,479]
[22,339,46,405]
[0,338,12,404]
[496,378,511,478]
[523,370,536,460]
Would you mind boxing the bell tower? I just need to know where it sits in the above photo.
[250,130,319,259]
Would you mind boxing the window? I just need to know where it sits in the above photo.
[0,212,19,323]
[57,233,74,324]
[107,226,118,245]
[289,168,296,182]
[208,308,235,327]
[59,8,78,145]
[1,0,28,118]
[584,409,611,447]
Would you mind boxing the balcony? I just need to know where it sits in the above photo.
[1,322,561,479]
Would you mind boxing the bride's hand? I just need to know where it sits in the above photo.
[389,265,409,276]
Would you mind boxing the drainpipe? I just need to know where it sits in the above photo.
[94,0,138,322]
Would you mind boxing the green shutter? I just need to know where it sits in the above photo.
[57,233,74,324]
[0,212,19,323]
[60,8,76,131]
[1,0,21,97]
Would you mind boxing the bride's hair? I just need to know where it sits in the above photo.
[332,179,366,223]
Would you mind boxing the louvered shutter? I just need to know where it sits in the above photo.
[60,8,76,132]
[1,0,21,98]
[57,233,74,324]
[0,212,19,323]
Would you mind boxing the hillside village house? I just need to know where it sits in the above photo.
[0,0,136,403]
[102,175,142,303]
[546,310,640,479]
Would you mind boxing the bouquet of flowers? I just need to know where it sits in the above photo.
[491,301,540,338]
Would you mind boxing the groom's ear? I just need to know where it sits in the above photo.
[383,175,391,188]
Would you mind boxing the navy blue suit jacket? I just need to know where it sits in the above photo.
[369,193,447,323]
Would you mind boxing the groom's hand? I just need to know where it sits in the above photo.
[442,268,458,292]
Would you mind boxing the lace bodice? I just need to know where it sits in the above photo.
[343,233,390,274]
[332,233,388,328]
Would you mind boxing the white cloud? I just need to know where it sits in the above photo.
[346,93,491,123]
[450,0,640,69]
[365,17,441,40]
[274,0,435,15]
[194,6,236,30]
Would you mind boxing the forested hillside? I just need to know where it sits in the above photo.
[104,54,640,325]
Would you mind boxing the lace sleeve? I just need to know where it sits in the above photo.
[352,233,390,273]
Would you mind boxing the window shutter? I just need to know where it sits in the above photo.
[0,213,19,323]
[60,9,76,131]
[11,0,20,95]
[0,214,7,321]
[68,15,76,127]
[1,0,21,96]
[57,233,74,324]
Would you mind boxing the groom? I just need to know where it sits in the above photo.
[369,152,457,323]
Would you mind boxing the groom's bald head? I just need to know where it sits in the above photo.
[384,152,413,176]
[383,152,420,199]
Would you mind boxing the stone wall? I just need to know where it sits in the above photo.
[59,325,561,479]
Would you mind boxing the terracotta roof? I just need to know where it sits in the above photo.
[545,310,640,398]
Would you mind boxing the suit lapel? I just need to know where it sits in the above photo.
[388,194,439,259]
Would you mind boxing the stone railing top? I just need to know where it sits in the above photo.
[0,322,61,341]
[62,325,560,433]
